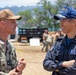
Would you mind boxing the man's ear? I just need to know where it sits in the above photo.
[0,21,6,29]
[0,21,6,25]
[72,20,76,25]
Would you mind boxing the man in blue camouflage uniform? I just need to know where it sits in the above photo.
[43,6,76,75]
[0,9,26,75]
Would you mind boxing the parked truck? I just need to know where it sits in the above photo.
[18,28,48,42]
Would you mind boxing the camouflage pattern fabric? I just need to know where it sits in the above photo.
[0,40,17,75]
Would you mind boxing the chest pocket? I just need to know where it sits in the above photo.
[69,47,76,60]
[55,47,64,61]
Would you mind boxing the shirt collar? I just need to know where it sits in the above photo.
[62,35,76,44]
[0,40,5,44]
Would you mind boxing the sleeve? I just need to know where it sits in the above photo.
[0,72,8,75]
[9,41,18,68]
[0,44,8,75]
[10,41,23,74]
[0,41,17,75]
[11,47,18,68]
[59,62,76,75]
[43,49,63,71]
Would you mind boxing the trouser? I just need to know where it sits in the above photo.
[42,41,52,52]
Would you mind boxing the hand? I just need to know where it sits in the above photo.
[8,69,18,75]
[18,72,22,75]
[62,60,75,68]
[16,58,26,72]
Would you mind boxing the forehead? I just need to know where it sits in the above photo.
[4,19,16,22]
[60,19,74,21]
[6,19,16,21]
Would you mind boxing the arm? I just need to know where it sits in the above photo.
[43,49,76,74]
[43,50,63,71]
[0,41,24,75]
[58,60,76,75]
[0,44,9,75]
[9,41,26,74]
[0,52,18,75]
[0,72,8,75]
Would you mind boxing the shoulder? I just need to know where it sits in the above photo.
[50,37,64,50]
[7,40,16,51]
[0,40,5,48]
[8,40,14,46]
[56,36,64,42]
[0,40,4,44]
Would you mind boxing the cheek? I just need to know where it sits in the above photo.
[65,26,72,33]
[61,25,68,33]
[5,25,12,32]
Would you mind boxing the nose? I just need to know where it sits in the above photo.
[60,20,64,26]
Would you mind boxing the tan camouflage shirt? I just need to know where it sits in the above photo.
[0,40,17,75]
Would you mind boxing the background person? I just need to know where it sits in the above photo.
[55,29,64,41]
[43,6,76,75]
[41,30,48,51]
[41,30,53,52]
[0,9,26,75]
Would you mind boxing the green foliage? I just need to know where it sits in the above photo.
[56,0,76,8]
[18,0,76,31]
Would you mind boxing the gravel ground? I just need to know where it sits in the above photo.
[13,42,52,75]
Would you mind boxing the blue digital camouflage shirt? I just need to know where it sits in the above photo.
[0,40,17,75]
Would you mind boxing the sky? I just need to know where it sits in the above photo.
[0,0,56,7]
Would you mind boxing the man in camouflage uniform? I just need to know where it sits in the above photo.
[0,9,26,75]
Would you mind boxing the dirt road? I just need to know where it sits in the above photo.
[13,42,52,75]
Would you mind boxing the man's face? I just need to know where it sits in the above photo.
[4,19,17,34]
[60,19,75,34]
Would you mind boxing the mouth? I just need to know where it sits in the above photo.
[61,27,63,29]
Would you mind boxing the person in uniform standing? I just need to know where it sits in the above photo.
[43,6,76,75]
[0,9,26,75]
[41,30,48,51]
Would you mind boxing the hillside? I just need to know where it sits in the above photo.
[0,5,41,14]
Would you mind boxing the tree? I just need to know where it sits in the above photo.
[37,0,60,31]
[56,0,76,8]
[18,10,33,28]
[17,0,76,31]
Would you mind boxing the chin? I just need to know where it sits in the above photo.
[63,31,67,34]
[62,30,66,33]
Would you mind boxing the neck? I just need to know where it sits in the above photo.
[67,29,76,38]
[0,31,9,43]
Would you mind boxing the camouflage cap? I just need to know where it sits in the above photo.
[0,9,22,21]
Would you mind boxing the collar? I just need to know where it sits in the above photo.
[0,40,4,44]
[62,35,76,44]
